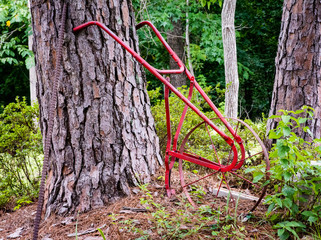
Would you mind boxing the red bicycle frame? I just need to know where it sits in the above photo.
[73,21,245,196]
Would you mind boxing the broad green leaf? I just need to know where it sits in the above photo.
[302,211,316,217]
[269,130,282,139]
[276,140,290,158]
[285,226,300,239]
[279,230,290,240]
[243,70,249,80]
[298,117,307,124]
[308,111,314,117]
[253,171,264,183]
[270,213,280,222]
[284,221,306,228]
[282,198,292,210]
[25,56,35,69]
[275,198,283,208]
[292,203,299,215]
[283,172,292,182]
[277,228,285,237]
[266,203,275,216]
[290,116,299,126]
[281,115,291,124]
[244,167,255,174]
[292,109,304,114]
[316,146,321,155]
[269,115,281,119]
[280,158,289,168]
[282,126,291,137]
[282,185,295,198]
[308,216,319,224]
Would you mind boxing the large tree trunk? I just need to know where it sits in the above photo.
[266,0,321,147]
[167,19,188,88]
[222,0,239,118]
[30,0,162,217]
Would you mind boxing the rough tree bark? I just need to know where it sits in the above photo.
[266,0,321,147]
[167,19,188,88]
[30,0,162,216]
[222,0,239,118]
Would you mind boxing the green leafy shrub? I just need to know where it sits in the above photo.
[149,85,222,155]
[0,0,34,108]
[0,0,34,68]
[0,97,42,209]
[263,106,321,239]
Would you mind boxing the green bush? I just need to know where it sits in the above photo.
[263,107,321,240]
[149,85,223,156]
[0,97,42,209]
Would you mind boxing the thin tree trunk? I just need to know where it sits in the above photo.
[28,0,37,104]
[186,0,194,76]
[266,0,321,149]
[30,0,162,217]
[222,0,239,118]
[167,19,188,88]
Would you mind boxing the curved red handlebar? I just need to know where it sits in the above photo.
[73,21,184,75]
[136,21,185,74]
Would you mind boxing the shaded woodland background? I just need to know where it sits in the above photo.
[0,0,282,119]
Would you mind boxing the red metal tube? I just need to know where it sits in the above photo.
[164,77,172,192]
[172,81,195,152]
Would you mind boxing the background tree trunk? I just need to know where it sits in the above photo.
[266,0,321,148]
[28,0,37,105]
[28,34,37,104]
[30,0,162,217]
[186,0,194,77]
[222,0,239,118]
[167,19,188,88]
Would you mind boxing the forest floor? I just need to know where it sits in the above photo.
[0,170,278,240]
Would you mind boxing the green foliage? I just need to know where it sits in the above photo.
[133,0,283,120]
[0,97,42,209]
[149,85,222,155]
[0,0,32,108]
[134,0,228,104]
[139,190,206,238]
[199,0,223,9]
[0,0,33,68]
[236,0,283,118]
[312,223,321,239]
[263,107,321,239]
[274,221,306,240]
[13,195,33,210]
